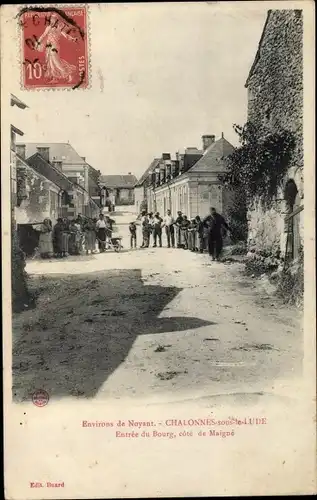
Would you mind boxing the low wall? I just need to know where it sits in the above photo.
[247,200,284,255]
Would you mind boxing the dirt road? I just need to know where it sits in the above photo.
[12,208,302,405]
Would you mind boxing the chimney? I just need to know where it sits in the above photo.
[16,144,26,159]
[128,171,132,175]
[81,156,86,161]
[171,160,176,179]
[162,153,171,161]
[166,162,171,181]
[179,155,185,174]
[36,146,50,162]
[202,135,215,151]
[159,162,166,185]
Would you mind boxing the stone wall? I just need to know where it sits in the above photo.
[247,9,303,254]
[248,200,284,254]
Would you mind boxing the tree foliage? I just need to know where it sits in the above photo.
[220,122,296,208]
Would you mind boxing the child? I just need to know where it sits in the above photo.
[129,221,137,249]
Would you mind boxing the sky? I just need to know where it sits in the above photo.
[8,3,268,179]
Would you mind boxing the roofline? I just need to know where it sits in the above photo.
[11,94,28,109]
[16,154,62,189]
[99,175,138,179]
[11,124,24,136]
[27,152,75,191]
[245,10,272,88]
[20,158,101,211]
[16,142,87,163]
[134,158,161,187]
[88,197,100,209]
[99,184,136,189]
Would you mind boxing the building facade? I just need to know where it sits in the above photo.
[99,174,137,206]
[134,158,160,215]
[15,154,66,224]
[245,9,303,259]
[142,134,235,221]
[17,142,100,217]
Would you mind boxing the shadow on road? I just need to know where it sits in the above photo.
[12,269,215,402]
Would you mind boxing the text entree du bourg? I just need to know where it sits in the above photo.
[81,417,267,439]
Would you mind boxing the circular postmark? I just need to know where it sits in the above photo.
[32,389,49,407]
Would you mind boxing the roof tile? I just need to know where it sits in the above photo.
[18,142,86,164]
[26,153,75,191]
[188,136,234,174]
[135,158,160,187]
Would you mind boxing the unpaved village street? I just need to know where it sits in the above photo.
[12,209,302,406]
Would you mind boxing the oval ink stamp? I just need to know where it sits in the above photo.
[17,5,89,90]
[32,389,49,407]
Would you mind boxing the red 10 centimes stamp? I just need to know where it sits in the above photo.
[18,5,89,90]
[32,389,49,407]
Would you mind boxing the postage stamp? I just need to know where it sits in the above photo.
[18,5,89,90]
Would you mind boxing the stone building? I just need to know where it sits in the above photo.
[245,9,303,259]
[15,153,72,225]
[142,134,235,220]
[15,153,100,256]
[99,174,137,206]
[18,142,100,216]
[134,158,160,215]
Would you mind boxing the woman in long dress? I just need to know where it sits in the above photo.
[35,14,78,83]
[68,221,81,255]
[33,219,54,259]
[83,218,96,254]
[61,218,70,257]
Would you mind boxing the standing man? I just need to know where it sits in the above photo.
[162,209,175,248]
[141,213,151,248]
[148,212,155,247]
[129,221,137,249]
[203,207,230,261]
[175,211,183,248]
[152,212,163,248]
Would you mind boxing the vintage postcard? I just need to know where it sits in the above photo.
[1,1,316,498]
